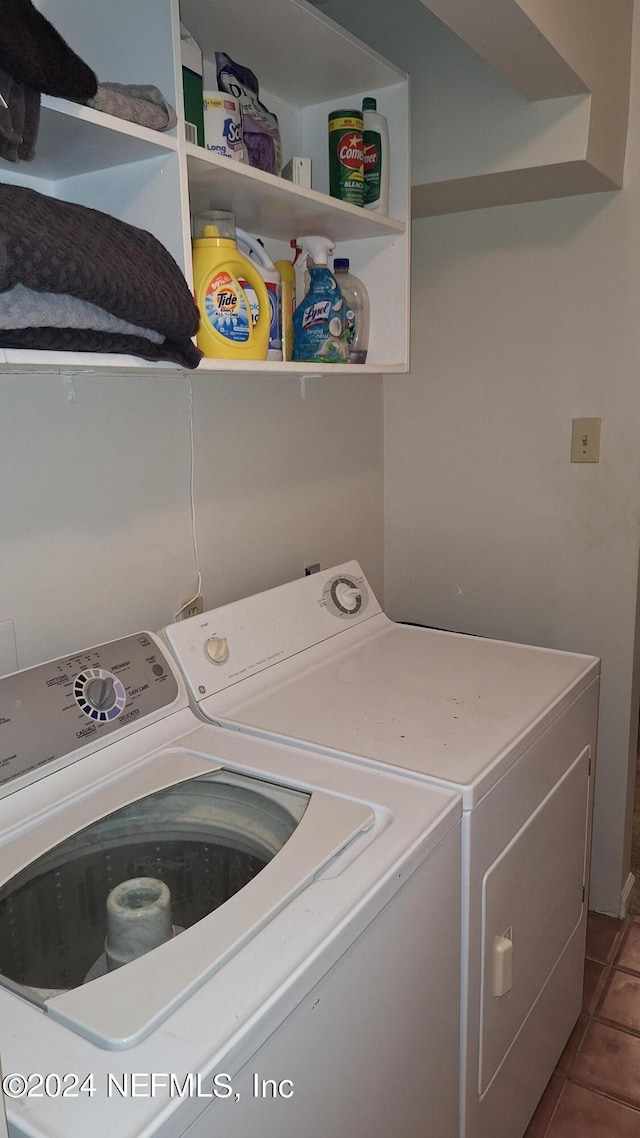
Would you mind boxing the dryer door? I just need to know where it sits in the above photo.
[478,746,590,1093]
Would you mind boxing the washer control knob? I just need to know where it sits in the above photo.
[85,675,117,711]
[205,636,230,665]
[74,667,126,722]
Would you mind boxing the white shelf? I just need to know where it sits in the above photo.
[194,359,407,375]
[186,144,405,242]
[0,349,180,373]
[180,0,405,105]
[0,350,405,376]
[30,98,178,180]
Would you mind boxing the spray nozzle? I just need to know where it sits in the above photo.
[296,236,335,267]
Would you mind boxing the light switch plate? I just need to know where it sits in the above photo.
[571,418,601,463]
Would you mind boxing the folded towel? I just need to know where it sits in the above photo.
[0,283,163,341]
[0,184,201,368]
[86,83,177,133]
[0,0,96,100]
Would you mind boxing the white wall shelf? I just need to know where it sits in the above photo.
[0,351,406,377]
[411,0,633,217]
[0,0,410,376]
[186,144,405,243]
[34,99,178,180]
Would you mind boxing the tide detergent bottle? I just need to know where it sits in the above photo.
[192,210,269,360]
[292,236,349,364]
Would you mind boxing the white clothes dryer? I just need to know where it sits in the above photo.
[0,630,462,1138]
[164,561,600,1138]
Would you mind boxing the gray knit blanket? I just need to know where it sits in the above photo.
[0,184,201,368]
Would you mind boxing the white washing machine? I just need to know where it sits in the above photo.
[163,561,600,1138]
[0,630,462,1138]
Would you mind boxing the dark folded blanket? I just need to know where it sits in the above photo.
[0,184,202,368]
[0,66,39,163]
[0,0,96,100]
[0,326,196,367]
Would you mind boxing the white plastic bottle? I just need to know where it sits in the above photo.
[333,258,369,364]
[362,96,389,214]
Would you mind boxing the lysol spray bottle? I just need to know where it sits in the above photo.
[292,236,349,364]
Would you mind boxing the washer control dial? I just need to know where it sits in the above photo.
[323,574,369,619]
[74,668,126,723]
[205,636,230,665]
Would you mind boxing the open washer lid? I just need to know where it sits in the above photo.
[164,561,600,807]
[0,746,373,1049]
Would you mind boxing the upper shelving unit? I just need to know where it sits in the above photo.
[0,0,410,376]
[179,0,410,373]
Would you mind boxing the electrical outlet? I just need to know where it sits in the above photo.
[177,594,204,620]
[305,563,321,576]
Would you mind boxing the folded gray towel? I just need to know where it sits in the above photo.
[0,283,163,341]
[86,82,177,132]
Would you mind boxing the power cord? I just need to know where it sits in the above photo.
[173,375,202,621]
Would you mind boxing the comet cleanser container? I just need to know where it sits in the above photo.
[328,109,364,207]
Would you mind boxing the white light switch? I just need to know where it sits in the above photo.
[571,418,601,463]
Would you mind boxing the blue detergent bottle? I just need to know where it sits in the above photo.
[292,236,349,363]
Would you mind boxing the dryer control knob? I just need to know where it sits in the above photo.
[205,636,230,665]
[335,583,361,611]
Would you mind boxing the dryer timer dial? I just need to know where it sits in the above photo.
[323,574,369,619]
[205,636,230,665]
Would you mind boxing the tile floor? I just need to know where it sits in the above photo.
[525,910,640,1136]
